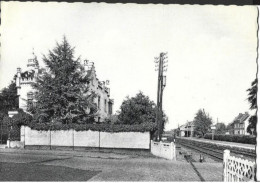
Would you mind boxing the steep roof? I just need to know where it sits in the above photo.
[232,112,249,124]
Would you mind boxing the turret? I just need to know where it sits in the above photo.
[27,50,39,75]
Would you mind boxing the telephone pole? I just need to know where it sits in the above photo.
[154,52,168,141]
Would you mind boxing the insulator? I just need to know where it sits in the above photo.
[163,65,168,68]
[154,60,159,63]
[154,57,159,60]
[163,69,167,72]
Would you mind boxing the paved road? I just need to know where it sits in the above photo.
[0,148,222,181]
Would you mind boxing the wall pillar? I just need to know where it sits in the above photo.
[223,149,230,181]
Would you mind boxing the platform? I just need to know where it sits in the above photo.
[177,137,255,150]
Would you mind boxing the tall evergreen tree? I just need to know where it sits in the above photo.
[194,109,212,136]
[32,37,97,124]
[246,78,257,135]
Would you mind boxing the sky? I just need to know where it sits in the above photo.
[0,2,258,130]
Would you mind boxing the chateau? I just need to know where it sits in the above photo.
[15,54,113,122]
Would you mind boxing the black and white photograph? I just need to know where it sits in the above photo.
[0,2,258,181]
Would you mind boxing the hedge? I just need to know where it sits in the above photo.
[204,133,256,145]
[7,110,157,133]
[26,122,157,133]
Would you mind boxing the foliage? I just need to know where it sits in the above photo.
[12,110,33,127]
[31,37,97,124]
[0,82,19,114]
[193,109,213,136]
[117,91,167,138]
[26,122,157,132]
[9,126,21,141]
[247,78,257,110]
[118,91,167,125]
[204,133,256,144]
[104,115,119,124]
[0,112,7,124]
[118,92,157,125]
[1,110,32,140]
[246,79,257,135]
[2,116,13,127]
[215,123,226,134]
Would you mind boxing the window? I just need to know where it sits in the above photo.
[108,102,112,115]
[27,92,34,111]
[104,99,107,112]
[98,96,101,109]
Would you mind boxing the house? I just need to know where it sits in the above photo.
[15,53,113,122]
[231,112,250,135]
[178,121,195,137]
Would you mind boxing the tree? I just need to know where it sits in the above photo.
[32,37,97,124]
[215,122,226,134]
[118,92,157,125]
[226,122,234,135]
[246,78,257,135]
[117,91,167,128]
[193,109,212,136]
[0,82,19,114]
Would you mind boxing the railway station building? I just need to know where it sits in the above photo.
[178,121,195,137]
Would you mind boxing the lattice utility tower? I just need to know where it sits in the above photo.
[154,52,168,141]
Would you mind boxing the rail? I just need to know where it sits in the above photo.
[175,138,255,161]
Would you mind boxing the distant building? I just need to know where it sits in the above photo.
[15,54,113,122]
[178,121,195,137]
[230,112,250,135]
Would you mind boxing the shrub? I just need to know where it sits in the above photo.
[12,110,33,127]
[27,121,157,133]
[204,133,256,144]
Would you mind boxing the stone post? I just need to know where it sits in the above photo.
[223,149,230,182]
[170,142,176,160]
[20,126,25,148]
[7,139,10,148]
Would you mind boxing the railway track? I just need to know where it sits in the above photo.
[177,141,256,162]
[178,141,223,161]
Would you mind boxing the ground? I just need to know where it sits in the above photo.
[0,148,223,181]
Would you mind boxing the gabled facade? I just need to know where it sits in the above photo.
[83,61,113,122]
[178,121,195,137]
[15,54,113,122]
[231,112,250,135]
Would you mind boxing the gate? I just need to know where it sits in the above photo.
[223,149,256,181]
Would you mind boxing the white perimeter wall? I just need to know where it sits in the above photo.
[22,126,150,149]
[151,140,176,160]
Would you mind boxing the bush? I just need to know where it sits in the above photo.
[204,133,256,144]
[27,122,157,133]
[12,110,33,127]
[9,126,20,141]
